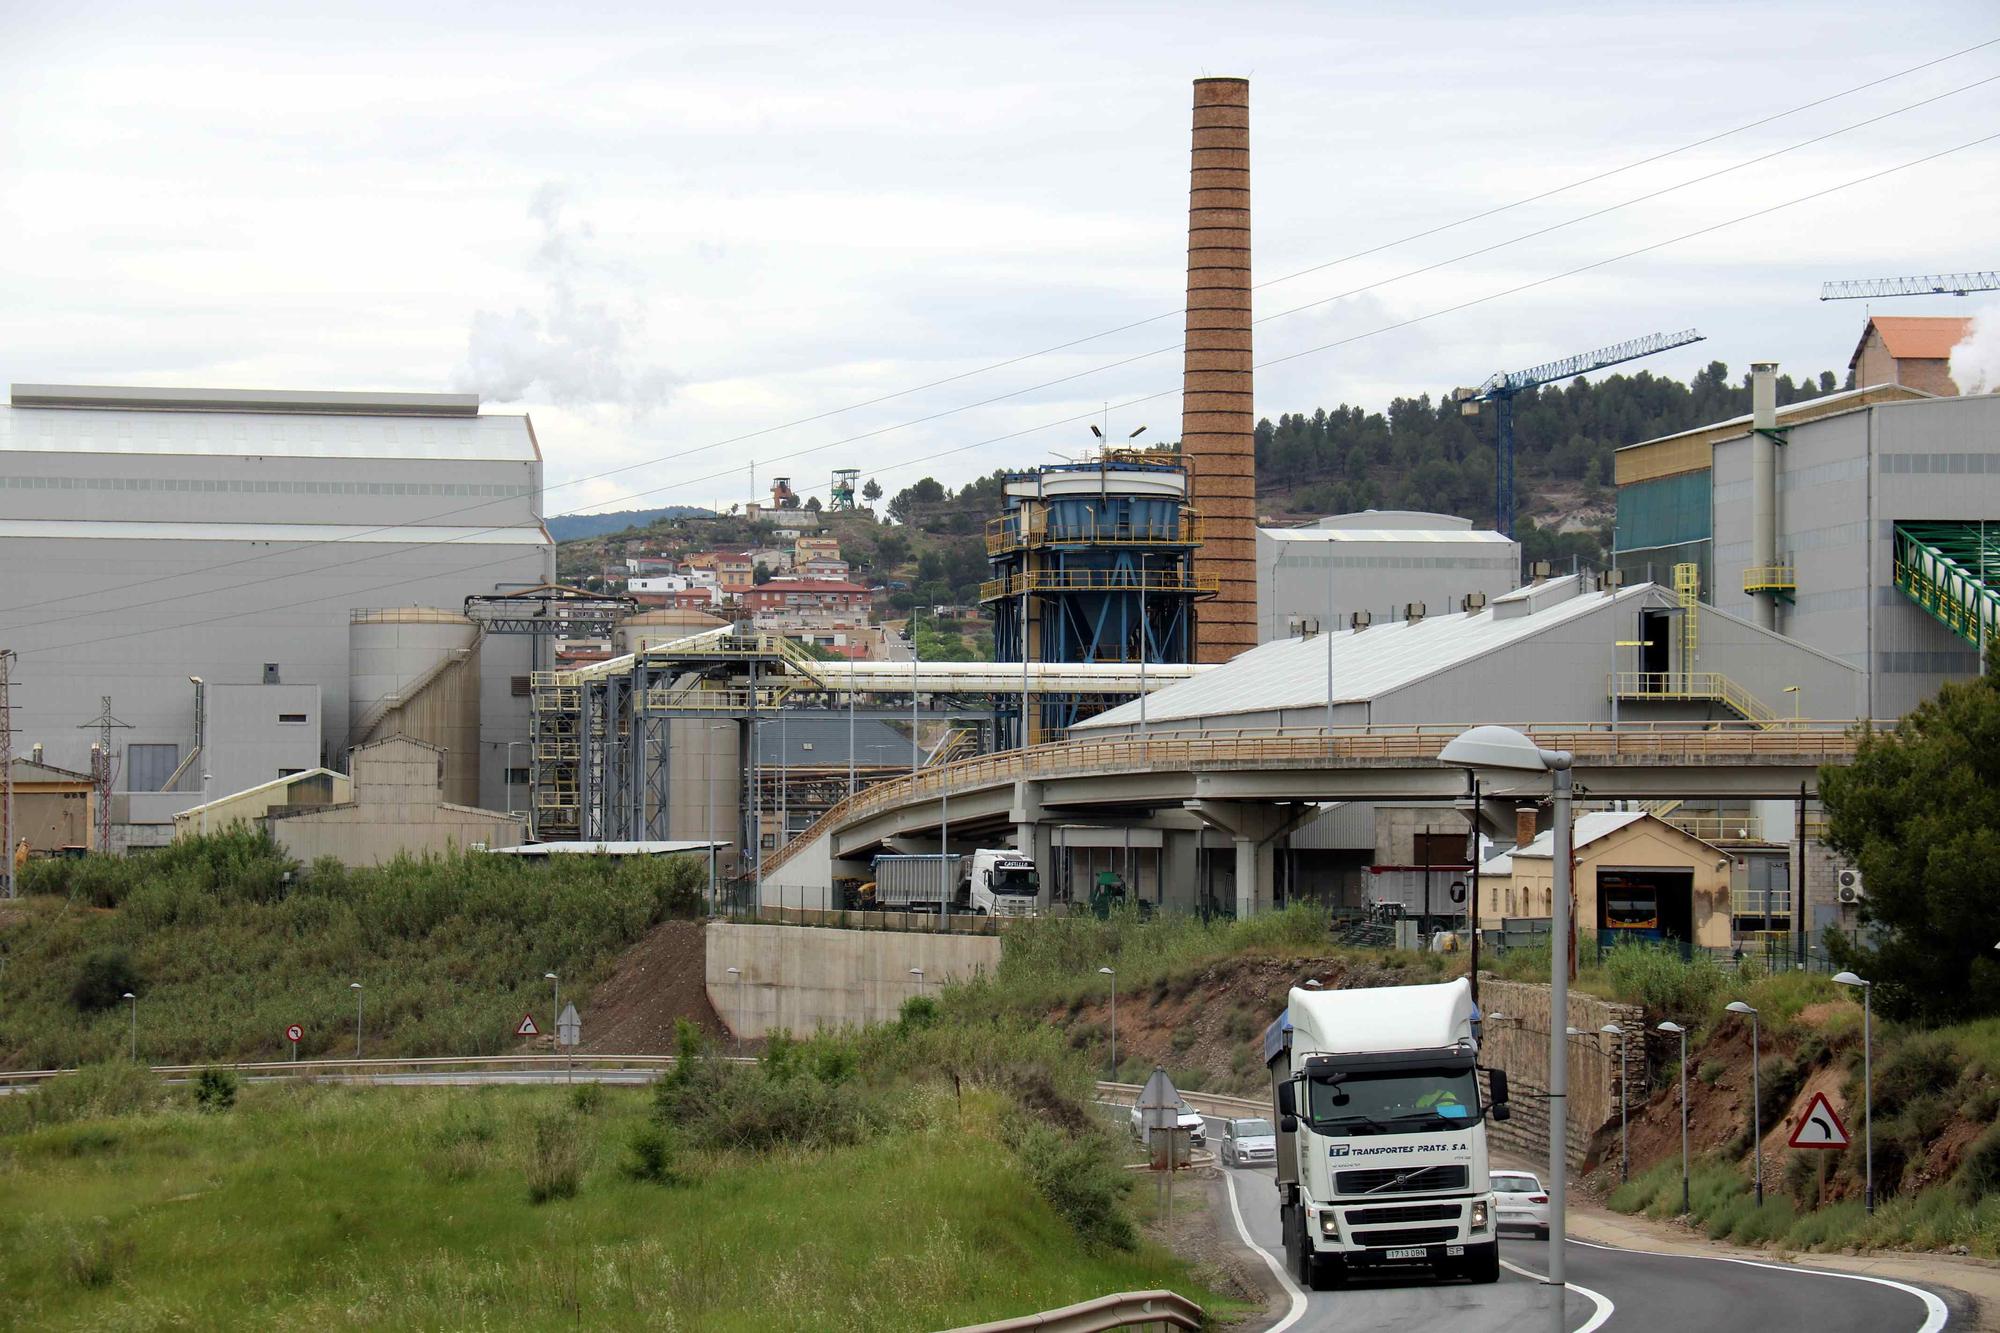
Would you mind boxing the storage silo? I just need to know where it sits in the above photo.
[348,608,482,807]
[615,607,728,654]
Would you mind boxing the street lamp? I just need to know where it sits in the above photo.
[909,966,925,997]
[1441,723,1573,1311]
[1099,966,1117,1080]
[123,991,137,1062]
[545,972,560,1043]
[1832,971,1874,1212]
[1601,1023,1629,1182]
[1659,1021,1690,1215]
[1782,685,1800,726]
[350,982,364,1059]
[1726,1000,1763,1204]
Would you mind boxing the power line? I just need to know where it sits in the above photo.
[10,72,1994,643]
[3,36,1993,622]
[19,127,1996,663]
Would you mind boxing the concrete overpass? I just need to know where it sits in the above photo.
[757,721,1875,914]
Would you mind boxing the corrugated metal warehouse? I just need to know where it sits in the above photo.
[0,384,554,844]
[1255,510,1521,642]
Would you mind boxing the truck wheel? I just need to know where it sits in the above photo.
[1463,1241,1500,1284]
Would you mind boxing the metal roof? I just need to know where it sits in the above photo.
[0,519,547,545]
[1075,581,1658,729]
[1264,526,1515,545]
[485,840,727,856]
[1508,810,1647,859]
[10,384,480,416]
[0,402,536,461]
[173,767,348,816]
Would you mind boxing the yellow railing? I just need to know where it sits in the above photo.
[756,720,1880,881]
[978,570,1220,601]
[640,686,793,712]
[1610,671,1782,727]
[1742,565,1797,595]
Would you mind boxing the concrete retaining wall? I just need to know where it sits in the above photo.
[1477,977,1645,1170]
[706,922,1002,1038]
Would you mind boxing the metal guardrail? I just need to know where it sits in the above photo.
[943,1289,1202,1333]
[758,720,1878,880]
[0,1053,739,1089]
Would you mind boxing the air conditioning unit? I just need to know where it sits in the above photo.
[1836,867,1865,905]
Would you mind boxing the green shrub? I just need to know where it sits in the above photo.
[523,1110,585,1204]
[1492,941,1552,983]
[1224,1006,1261,1043]
[622,1123,687,1185]
[421,1109,498,1181]
[69,949,141,1012]
[1170,1026,1198,1054]
[1875,1034,1961,1119]
[1961,1081,2000,1125]
[21,1062,167,1128]
[1959,1122,2000,1201]
[1698,1060,1726,1086]
[1758,1053,1806,1128]
[1602,941,1725,1017]
[1011,1120,1136,1251]
[568,1082,604,1115]
[898,995,941,1032]
[1786,1199,1866,1249]
[193,1066,238,1113]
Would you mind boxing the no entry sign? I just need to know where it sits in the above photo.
[285,1024,303,1044]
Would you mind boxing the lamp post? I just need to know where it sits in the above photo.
[1727,1000,1762,1204]
[1441,724,1572,1317]
[1833,971,1873,1212]
[1782,685,1800,726]
[123,991,137,1062]
[1601,1023,1629,1182]
[200,772,213,837]
[545,971,560,1048]
[909,967,926,1006]
[1659,1020,1690,1214]
[1099,966,1117,1080]
[350,982,364,1059]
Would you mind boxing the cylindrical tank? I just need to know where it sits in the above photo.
[616,607,728,654]
[348,608,481,807]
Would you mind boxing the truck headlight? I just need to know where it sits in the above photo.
[1471,1200,1489,1229]
[1319,1212,1339,1237]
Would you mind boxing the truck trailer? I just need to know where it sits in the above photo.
[1264,977,1506,1288]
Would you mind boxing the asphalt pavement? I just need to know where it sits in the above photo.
[1216,1154,1954,1333]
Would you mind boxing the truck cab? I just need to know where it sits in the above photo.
[1265,977,1505,1289]
[965,848,1040,917]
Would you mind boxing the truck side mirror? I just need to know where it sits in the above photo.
[1277,1080,1296,1120]
[1486,1068,1509,1110]
[1281,1114,1297,1134]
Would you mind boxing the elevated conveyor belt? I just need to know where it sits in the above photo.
[1893,522,2000,650]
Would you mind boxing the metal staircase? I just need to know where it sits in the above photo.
[1894,522,1999,651]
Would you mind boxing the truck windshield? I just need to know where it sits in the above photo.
[992,868,1039,895]
[1305,1066,1482,1135]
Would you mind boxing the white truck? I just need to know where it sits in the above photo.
[1264,977,1506,1289]
[963,848,1040,917]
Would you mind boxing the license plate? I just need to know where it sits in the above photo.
[1384,1247,1427,1260]
[1446,1245,1465,1256]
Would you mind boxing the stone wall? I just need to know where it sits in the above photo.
[706,922,1003,1038]
[1477,977,1645,1170]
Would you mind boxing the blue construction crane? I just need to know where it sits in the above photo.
[1457,328,1705,538]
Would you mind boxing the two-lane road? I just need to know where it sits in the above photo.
[1217,1161,1955,1333]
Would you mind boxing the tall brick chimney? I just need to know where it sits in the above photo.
[1182,77,1257,664]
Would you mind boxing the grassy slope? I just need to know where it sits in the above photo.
[0,833,708,1068]
[0,1081,1213,1330]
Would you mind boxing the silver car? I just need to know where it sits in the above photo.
[1129,1098,1207,1148]
[1219,1117,1276,1168]
[1490,1170,1550,1238]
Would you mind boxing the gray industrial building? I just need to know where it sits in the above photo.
[1255,510,1521,642]
[1613,373,1998,721]
[0,384,553,845]
[1070,574,1861,914]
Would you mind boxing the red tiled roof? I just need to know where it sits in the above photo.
[1851,316,1973,368]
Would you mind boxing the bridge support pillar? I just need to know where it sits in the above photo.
[1009,780,1054,911]
[1185,798,1316,918]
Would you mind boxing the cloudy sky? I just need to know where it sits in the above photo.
[4,1,1997,517]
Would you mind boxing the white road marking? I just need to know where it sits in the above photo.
[1569,1236,1949,1332]
[1498,1256,1616,1333]
[1220,1169,1309,1333]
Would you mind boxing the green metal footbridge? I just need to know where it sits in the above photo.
[1893,521,2000,652]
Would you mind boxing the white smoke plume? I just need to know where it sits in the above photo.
[457,183,678,410]
[1949,302,2000,395]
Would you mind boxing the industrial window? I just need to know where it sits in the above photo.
[278,768,304,778]
[505,767,530,785]
[278,712,308,724]
[126,744,179,793]
[511,676,532,697]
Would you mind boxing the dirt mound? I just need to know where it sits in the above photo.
[575,918,726,1054]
